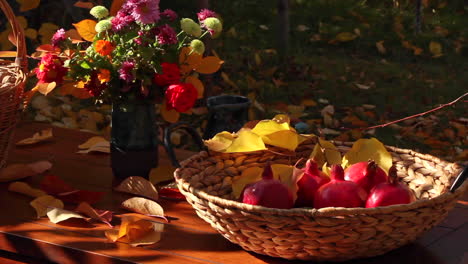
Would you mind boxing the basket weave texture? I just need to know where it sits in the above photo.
[175,140,467,261]
[0,0,27,169]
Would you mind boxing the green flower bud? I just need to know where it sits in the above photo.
[85,46,95,55]
[95,20,112,33]
[190,39,205,55]
[180,18,201,37]
[90,6,109,20]
[204,17,223,38]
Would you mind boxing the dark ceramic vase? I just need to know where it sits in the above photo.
[203,95,251,139]
[110,102,158,182]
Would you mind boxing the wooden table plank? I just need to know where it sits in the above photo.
[0,122,466,264]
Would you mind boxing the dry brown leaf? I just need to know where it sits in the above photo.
[114,176,159,201]
[78,136,108,149]
[0,160,52,182]
[121,197,165,219]
[30,195,64,218]
[105,214,163,246]
[46,207,87,224]
[76,140,110,154]
[8,181,46,197]
[75,202,112,227]
[16,129,53,146]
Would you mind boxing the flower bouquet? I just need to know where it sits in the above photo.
[30,0,224,180]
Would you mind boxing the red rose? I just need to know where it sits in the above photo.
[35,53,68,84]
[153,62,181,86]
[165,83,198,112]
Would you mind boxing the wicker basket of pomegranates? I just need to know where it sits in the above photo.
[174,120,467,261]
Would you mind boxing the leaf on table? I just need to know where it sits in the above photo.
[309,138,341,169]
[30,195,64,218]
[114,176,159,201]
[76,139,110,154]
[232,167,263,199]
[40,175,104,204]
[121,197,167,221]
[105,214,164,246]
[149,165,176,185]
[75,202,112,227]
[158,188,186,201]
[0,161,52,182]
[8,181,46,198]
[342,137,392,173]
[16,129,53,146]
[78,136,108,149]
[46,207,87,224]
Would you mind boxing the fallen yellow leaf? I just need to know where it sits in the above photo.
[75,202,112,226]
[17,0,40,12]
[16,129,53,146]
[342,138,392,173]
[30,195,64,218]
[429,41,443,57]
[105,214,164,246]
[334,32,357,42]
[114,176,159,201]
[8,181,46,198]
[46,207,87,224]
[78,136,108,149]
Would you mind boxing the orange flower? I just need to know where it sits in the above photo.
[95,40,115,56]
[97,69,111,83]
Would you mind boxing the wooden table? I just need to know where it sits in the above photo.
[0,122,467,264]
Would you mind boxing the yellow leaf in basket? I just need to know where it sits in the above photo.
[251,119,292,136]
[262,130,299,151]
[271,164,301,201]
[17,0,40,12]
[16,129,53,146]
[225,129,266,153]
[309,138,341,169]
[73,19,97,42]
[342,138,392,173]
[185,75,204,99]
[161,101,180,123]
[232,166,263,199]
[204,131,235,152]
[272,114,291,124]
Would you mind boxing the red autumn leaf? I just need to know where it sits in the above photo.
[40,174,74,195]
[159,188,186,201]
[40,175,104,204]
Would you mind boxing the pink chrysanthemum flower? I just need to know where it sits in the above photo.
[119,61,136,82]
[161,9,177,21]
[197,9,217,22]
[128,0,160,25]
[51,28,66,48]
[111,11,135,31]
[157,24,177,45]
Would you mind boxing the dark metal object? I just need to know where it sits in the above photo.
[163,122,205,168]
[202,95,251,140]
[450,166,468,193]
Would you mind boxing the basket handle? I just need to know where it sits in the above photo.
[0,0,27,73]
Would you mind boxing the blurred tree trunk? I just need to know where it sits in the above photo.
[277,0,289,58]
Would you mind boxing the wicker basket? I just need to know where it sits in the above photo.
[175,140,467,261]
[0,0,27,169]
